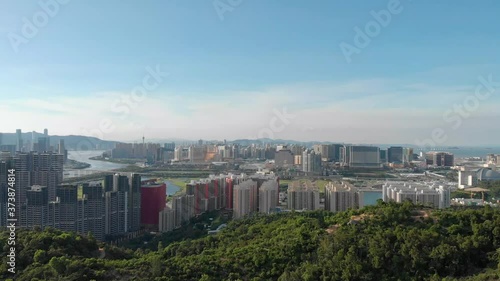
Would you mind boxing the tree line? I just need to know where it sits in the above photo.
[1,201,500,280]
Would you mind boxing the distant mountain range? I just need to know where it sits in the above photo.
[0,132,119,150]
[2,132,497,151]
[229,138,346,147]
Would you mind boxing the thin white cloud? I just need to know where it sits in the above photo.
[2,75,500,145]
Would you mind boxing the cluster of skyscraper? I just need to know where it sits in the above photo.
[0,152,63,225]
[111,140,244,163]
[159,173,279,232]
[0,129,68,162]
[0,157,141,241]
[111,142,165,162]
[109,139,455,175]
[173,143,240,162]
[275,144,454,173]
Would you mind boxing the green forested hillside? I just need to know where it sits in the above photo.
[1,202,500,281]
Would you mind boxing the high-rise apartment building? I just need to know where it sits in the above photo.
[325,182,358,212]
[103,173,141,236]
[104,188,127,236]
[425,152,454,167]
[128,173,141,232]
[233,180,258,219]
[0,164,138,241]
[0,145,16,156]
[403,148,414,164]
[52,184,78,232]
[16,129,23,152]
[24,185,50,229]
[274,149,294,167]
[10,152,63,224]
[31,131,37,152]
[30,152,64,201]
[387,147,404,164]
[0,158,15,227]
[164,142,176,151]
[302,150,322,174]
[141,182,166,230]
[77,182,105,241]
[382,182,450,209]
[258,181,278,214]
[189,145,207,162]
[380,149,387,164]
[159,207,176,233]
[250,173,279,207]
[312,144,339,162]
[186,175,228,215]
[341,146,381,168]
[111,142,163,161]
[36,137,50,153]
[58,139,68,163]
[289,145,305,157]
[171,194,195,228]
[224,174,249,209]
[287,181,321,211]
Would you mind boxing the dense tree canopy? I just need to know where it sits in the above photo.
[1,202,500,280]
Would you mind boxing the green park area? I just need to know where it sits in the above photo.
[280,179,332,193]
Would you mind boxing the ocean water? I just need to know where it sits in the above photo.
[410,147,500,159]
[444,148,500,158]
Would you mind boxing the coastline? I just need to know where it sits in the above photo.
[64,159,91,169]
[89,155,141,165]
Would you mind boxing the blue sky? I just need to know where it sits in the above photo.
[0,0,499,145]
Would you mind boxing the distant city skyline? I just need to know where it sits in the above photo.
[1,1,500,145]
[2,129,500,148]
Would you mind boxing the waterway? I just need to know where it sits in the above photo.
[361,191,383,206]
[68,150,128,170]
[65,151,185,196]
[142,177,183,196]
[65,150,129,179]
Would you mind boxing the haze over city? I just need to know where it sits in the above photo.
[4,1,500,281]
[1,1,500,145]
